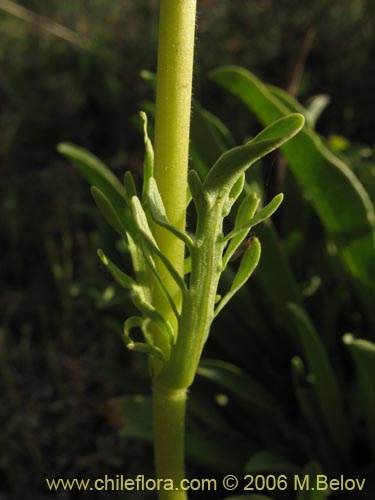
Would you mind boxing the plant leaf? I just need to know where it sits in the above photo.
[343,334,375,456]
[225,194,284,241]
[215,237,261,317]
[147,178,195,248]
[288,303,348,454]
[117,395,153,441]
[223,192,260,269]
[188,169,208,219]
[97,249,136,289]
[91,187,126,236]
[190,100,235,180]
[131,287,175,345]
[211,66,375,319]
[131,196,187,293]
[124,170,138,199]
[296,462,330,500]
[203,114,305,201]
[57,143,135,236]
[245,451,298,473]
[197,359,279,416]
[140,111,154,202]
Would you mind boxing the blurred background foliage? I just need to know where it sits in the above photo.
[1,0,375,499]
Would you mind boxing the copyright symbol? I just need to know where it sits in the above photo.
[223,475,238,490]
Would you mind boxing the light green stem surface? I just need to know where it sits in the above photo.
[153,385,187,500]
[152,1,197,499]
[153,0,197,322]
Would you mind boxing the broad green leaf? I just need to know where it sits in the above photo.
[212,67,375,318]
[225,194,284,241]
[197,359,279,415]
[190,100,235,180]
[223,192,260,269]
[97,249,135,289]
[215,238,261,317]
[91,187,126,236]
[343,334,375,456]
[57,143,135,236]
[203,114,304,200]
[245,451,297,473]
[269,87,330,129]
[288,304,348,454]
[118,395,153,441]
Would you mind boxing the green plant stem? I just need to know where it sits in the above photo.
[152,1,197,498]
[153,384,187,500]
[153,0,197,322]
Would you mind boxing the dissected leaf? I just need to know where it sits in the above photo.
[225,194,284,241]
[223,192,260,269]
[131,288,174,345]
[215,238,261,317]
[203,114,304,200]
[131,196,187,293]
[147,178,194,247]
[97,249,135,289]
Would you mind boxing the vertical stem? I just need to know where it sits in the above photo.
[153,384,187,500]
[152,1,197,499]
[153,0,197,321]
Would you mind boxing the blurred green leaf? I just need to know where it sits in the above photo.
[58,143,134,234]
[211,67,375,321]
[204,114,305,197]
[245,451,297,474]
[197,359,279,416]
[91,186,126,236]
[343,334,375,456]
[288,304,348,454]
[97,249,135,289]
[296,462,330,500]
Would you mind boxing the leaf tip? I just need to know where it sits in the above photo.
[97,248,108,265]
